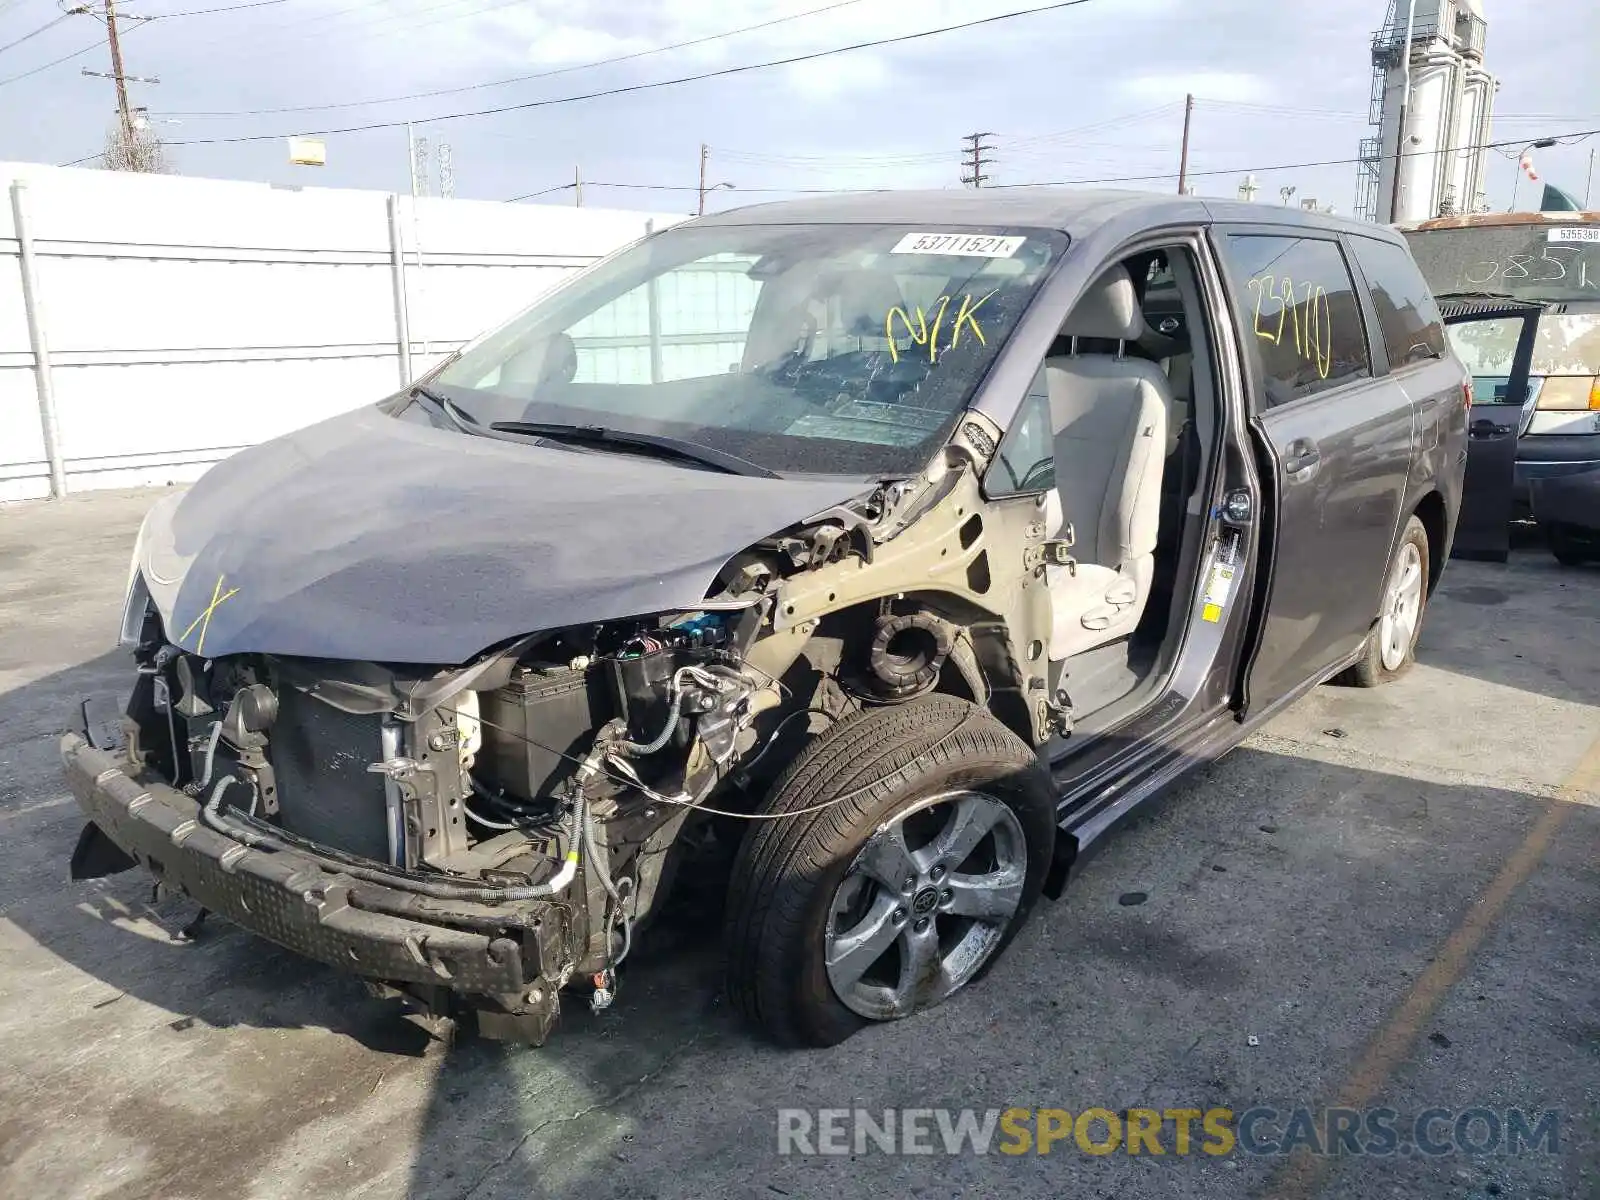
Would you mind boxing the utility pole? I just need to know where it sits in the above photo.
[102,0,134,147]
[574,165,583,208]
[961,132,994,188]
[82,0,164,171]
[697,143,709,215]
[1176,93,1194,196]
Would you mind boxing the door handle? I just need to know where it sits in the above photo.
[1469,418,1513,439]
[1283,440,1321,475]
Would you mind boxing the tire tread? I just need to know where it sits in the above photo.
[723,696,1051,1046]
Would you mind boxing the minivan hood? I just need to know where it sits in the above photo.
[138,404,867,663]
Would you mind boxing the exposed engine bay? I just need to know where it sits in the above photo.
[89,423,1061,1043]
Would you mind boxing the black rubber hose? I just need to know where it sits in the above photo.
[610,685,687,757]
[200,775,587,903]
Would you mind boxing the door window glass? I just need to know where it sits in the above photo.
[1349,237,1448,369]
[1220,234,1373,408]
[989,366,1055,493]
[1447,315,1528,404]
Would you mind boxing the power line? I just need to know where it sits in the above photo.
[123,0,286,15]
[155,0,1106,145]
[0,9,86,56]
[1196,99,1600,127]
[709,144,1178,174]
[507,183,576,202]
[0,33,104,86]
[991,125,1600,189]
[511,126,1600,202]
[108,0,557,87]
[165,0,524,61]
[994,101,1185,147]
[0,0,274,91]
[508,180,894,203]
[171,0,735,80]
[1196,98,1363,120]
[159,0,873,118]
[714,150,959,168]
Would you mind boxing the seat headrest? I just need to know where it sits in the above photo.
[833,269,907,337]
[1063,264,1147,342]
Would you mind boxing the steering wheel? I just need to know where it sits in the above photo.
[772,350,928,408]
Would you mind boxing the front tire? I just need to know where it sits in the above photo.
[723,695,1056,1047]
[1544,522,1594,567]
[1337,514,1431,688]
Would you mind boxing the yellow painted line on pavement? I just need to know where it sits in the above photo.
[1268,729,1600,1199]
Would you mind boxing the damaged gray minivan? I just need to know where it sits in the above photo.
[63,191,1477,1047]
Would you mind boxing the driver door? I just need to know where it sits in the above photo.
[1441,301,1542,562]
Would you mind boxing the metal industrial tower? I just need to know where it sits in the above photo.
[1355,0,1499,223]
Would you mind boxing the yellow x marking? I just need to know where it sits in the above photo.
[179,573,239,656]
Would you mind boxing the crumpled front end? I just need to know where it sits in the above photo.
[65,412,1057,1044]
[72,581,786,1041]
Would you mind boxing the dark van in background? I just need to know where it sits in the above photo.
[1404,212,1600,564]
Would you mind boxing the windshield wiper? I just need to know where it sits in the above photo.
[410,383,480,430]
[1435,290,1546,304]
[410,386,562,451]
[489,421,780,478]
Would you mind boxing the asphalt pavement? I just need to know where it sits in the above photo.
[0,488,1595,1200]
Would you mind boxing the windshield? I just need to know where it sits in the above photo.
[425,222,1068,476]
[1404,224,1600,304]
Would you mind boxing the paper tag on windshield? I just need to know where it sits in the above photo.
[891,232,1026,258]
[1548,228,1600,243]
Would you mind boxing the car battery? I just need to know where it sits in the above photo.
[479,663,614,800]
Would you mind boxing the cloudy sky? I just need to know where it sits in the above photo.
[1,0,1597,215]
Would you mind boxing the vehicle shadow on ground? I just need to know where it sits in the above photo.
[1417,545,1600,708]
[391,744,1598,1200]
[4,651,1594,1198]
[0,648,451,1053]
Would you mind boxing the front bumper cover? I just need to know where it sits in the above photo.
[60,732,528,995]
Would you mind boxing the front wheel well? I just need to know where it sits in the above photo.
[1413,490,1447,596]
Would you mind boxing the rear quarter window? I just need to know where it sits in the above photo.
[1219,233,1373,409]
[1349,236,1448,370]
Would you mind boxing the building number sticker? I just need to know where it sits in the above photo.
[890,232,1027,258]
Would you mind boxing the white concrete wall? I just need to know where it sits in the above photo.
[0,162,683,502]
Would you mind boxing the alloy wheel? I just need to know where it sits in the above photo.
[1379,541,1424,672]
[824,789,1026,1021]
